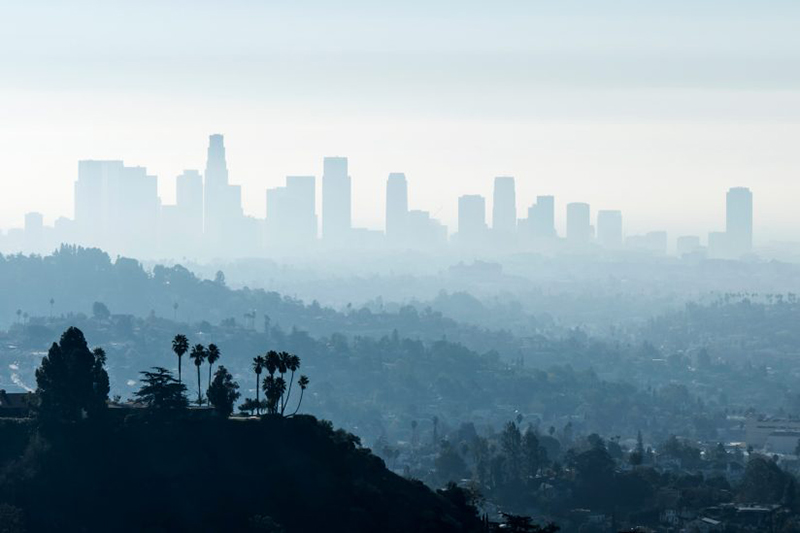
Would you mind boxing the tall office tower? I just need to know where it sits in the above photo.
[176,169,204,238]
[457,194,488,244]
[529,195,556,238]
[75,160,159,255]
[596,210,623,249]
[726,187,753,256]
[566,202,591,244]
[266,176,317,247]
[385,173,408,243]
[24,212,44,253]
[321,156,351,244]
[203,134,243,247]
[286,175,317,242]
[492,176,516,233]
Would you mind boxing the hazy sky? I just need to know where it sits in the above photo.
[2,0,800,241]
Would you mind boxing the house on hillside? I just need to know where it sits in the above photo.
[0,389,34,418]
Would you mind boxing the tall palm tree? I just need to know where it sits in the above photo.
[265,350,280,377]
[189,344,206,405]
[206,344,221,391]
[263,375,286,415]
[252,355,265,415]
[281,354,301,415]
[291,375,310,416]
[172,334,189,383]
[277,351,290,410]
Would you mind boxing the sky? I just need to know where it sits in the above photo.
[1,0,800,241]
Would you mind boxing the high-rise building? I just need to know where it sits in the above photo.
[529,195,556,239]
[176,170,204,237]
[492,176,516,233]
[385,173,408,243]
[266,175,317,247]
[726,187,753,256]
[566,202,591,244]
[203,134,243,247]
[322,157,351,243]
[74,160,159,255]
[24,212,44,253]
[457,194,488,244]
[596,210,623,249]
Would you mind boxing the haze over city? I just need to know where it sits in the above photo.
[5,3,800,533]
[2,0,800,240]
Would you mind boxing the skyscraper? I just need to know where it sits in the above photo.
[176,169,203,238]
[529,195,556,239]
[203,134,243,247]
[596,210,623,249]
[726,187,753,256]
[24,212,44,253]
[322,157,351,243]
[266,176,317,248]
[385,173,408,243]
[457,194,487,244]
[492,176,516,233]
[74,160,159,255]
[566,202,591,245]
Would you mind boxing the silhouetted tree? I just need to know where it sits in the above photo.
[92,301,110,320]
[291,375,309,416]
[189,344,207,405]
[280,353,300,415]
[263,375,286,415]
[252,355,265,415]
[207,343,221,390]
[207,365,240,417]
[499,513,559,533]
[238,398,265,416]
[35,327,109,426]
[92,347,110,403]
[134,367,188,411]
[172,334,189,384]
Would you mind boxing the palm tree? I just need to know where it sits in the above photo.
[263,375,286,415]
[49,298,55,318]
[206,344,220,391]
[189,344,206,405]
[281,354,301,415]
[172,334,189,384]
[252,356,265,415]
[291,375,309,416]
[277,351,290,410]
[265,350,279,377]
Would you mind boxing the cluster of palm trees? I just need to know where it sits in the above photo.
[171,334,221,405]
[251,351,309,416]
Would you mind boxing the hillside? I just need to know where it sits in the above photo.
[0,414,482,533]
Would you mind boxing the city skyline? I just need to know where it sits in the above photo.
[2,1,800,240]
[0,133,755,260]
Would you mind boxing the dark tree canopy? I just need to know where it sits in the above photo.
[35,326,109,425]
[134,367,189,411]
[207,365,240,417]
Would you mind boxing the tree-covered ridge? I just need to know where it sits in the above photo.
[0,327,485,533]
[0,246,520,356]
